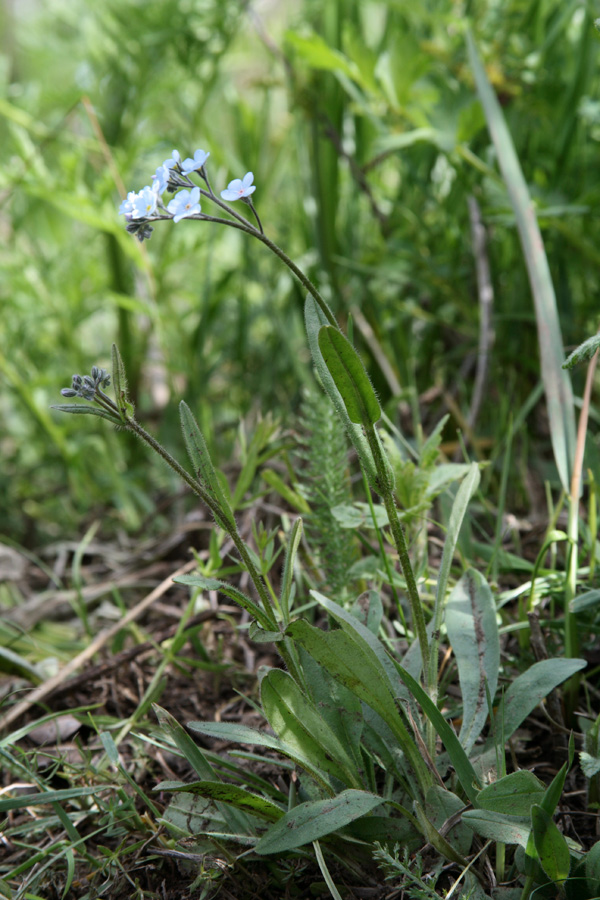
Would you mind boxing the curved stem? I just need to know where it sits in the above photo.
[121,414,275,616]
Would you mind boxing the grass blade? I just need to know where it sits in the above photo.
[467,31,576,490]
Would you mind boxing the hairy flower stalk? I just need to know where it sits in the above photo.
[56,365,306,685]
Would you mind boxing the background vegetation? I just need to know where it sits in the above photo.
[2,1,600,898]
[2,0,600,546]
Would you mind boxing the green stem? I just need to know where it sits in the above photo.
[364,423,429,683]
[122,415,273,613]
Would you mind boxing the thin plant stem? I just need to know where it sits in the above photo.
[363,423,429,683]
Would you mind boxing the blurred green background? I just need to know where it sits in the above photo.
[2,0,600,546]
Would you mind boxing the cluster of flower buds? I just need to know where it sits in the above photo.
[61,367,111,400]
[118,147,257,241]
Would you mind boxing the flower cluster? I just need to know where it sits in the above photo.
[61,367,111,401]
[118,146,257,241]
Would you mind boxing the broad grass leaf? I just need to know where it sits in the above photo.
[155,780,283,823]
[530,804,571,884]
[254,790,383,855]
[260,669,362,789]
[476,770,546,816]
[446,569,499,753]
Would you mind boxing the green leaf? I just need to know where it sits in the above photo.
[0,646,43,683]
[179,401,236,531]
[111,343,134,419]
[476,770,546,816]
[155,780,283,823]
[50,404,121,424]
[285,619,431,792]
[279,517,303,624]
[262,468,311,514]
[563,334,600,370]
[435,463,481,617]
[462,809,531,848]
[424,785,473,856]
[254,789,384,855]
[298,652,364,773]
[580,751,600,778]
[285,30,364,84]
[570,588,600,613]
[530,804,571,884]
[173,574,276,631]
[585,840,600,894]
[0,786,106,812]
[446,569,500,753]
[499,658,587,745]
[467,31,576,491]
[260,668,362,789]
[305,297,391,492]
[153,705,252,835]
[387,657,481,806]
[317,326,380,426]
[187,720,337,793]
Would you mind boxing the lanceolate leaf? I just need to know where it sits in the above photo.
[462,809,531,848]
[446,569,500,753]
[285,619,431,792]
[187,720,338,793]
[476,770,546,817]
[530,804,571,884]
[155,780,283,823]
[173,574,276,631]
[498,657,586,745]
[179,401,236,531]
[153,705,252,835]
[50,404,121,424]
[304,297,393,493]
[467,32,576,490]
[563,334,600,370]
[279,517,303,624]
[317,325,381,426]
[260,668,362,789]
[255,790,384,855]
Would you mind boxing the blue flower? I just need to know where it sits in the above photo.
[131,185,159,219]
[152,164,172,194]
[119,191,137,217]
[220,172,256,201]
[181,149,210,175]
[167,187,201,223]
[163,149,182,170]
